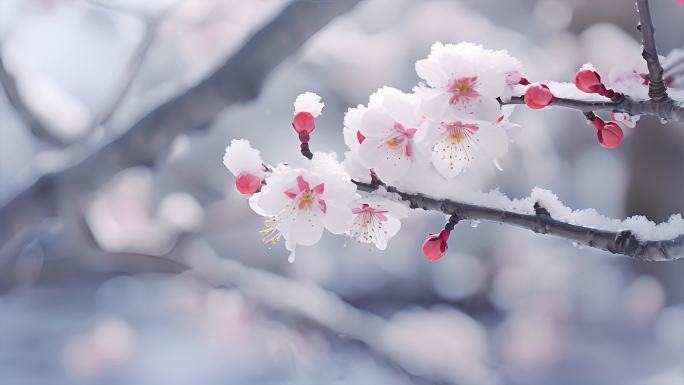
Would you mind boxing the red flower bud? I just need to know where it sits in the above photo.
[597,122,624,149]
[422,229,451,261]
[524,84,554,109]
[575,70,603,94]
[292,112,315,135]
[235,172,261,194]
[591,117,605,131]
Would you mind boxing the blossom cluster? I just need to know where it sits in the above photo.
[222,42,644,262]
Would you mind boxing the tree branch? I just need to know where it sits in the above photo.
[505,95,684,123]
[0,0,364,248]
[636,0,668,101]
[353,181,684,262]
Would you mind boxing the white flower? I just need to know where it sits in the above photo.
[415,42,509,122]
[249,154,355,260]
[223,139,265,177]
[422,117,509,178]
[346,197,408,250]
[497,105,521,143]
[294,92,324,117]
[343,104,368,151]
[353,87,425,183]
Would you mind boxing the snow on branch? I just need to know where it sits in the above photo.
[223,2,684,263]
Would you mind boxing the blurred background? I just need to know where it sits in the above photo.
[0,0,683,384]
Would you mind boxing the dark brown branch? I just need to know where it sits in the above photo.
[353,181,684,262]
[505,95,684,123]
[0,0,364,248]
[636,0,668,101]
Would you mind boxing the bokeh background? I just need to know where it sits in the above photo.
[1,0,683,384]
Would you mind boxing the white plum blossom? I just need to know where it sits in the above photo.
[342,104,368,152]
[346,197,408,250]
[421,117,509,178]
[294,91,324,117]
[352,87,426,183]
[223,139,265,178]
[249,153,356,261]
[497,105,522,143]
[415,42,511,122]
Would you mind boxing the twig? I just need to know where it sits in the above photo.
[353,181,684,262]
[0,0,365,248]
[504,95,684,123]
[636,0,668,101]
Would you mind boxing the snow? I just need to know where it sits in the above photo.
[293,91,324,117]
[222,139,264,177]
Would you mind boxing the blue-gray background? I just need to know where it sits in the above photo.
[0,0,683,384]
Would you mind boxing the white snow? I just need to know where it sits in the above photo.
[293,91,324,117]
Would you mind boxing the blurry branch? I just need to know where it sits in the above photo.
[636,0,667,101]
[0,0,364,248]
[187,248,486,385]
[353,180,684,262]
[0,46,65,146]
[504,95,684,123]
[1,220,466,385]
[0,1,170,146]
[92,4,176,127]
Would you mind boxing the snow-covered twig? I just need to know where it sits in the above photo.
[504,95,684,123]
[353,180,684,262]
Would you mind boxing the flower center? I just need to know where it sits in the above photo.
[443,121,479,143]
[447,76,480,105]
[385,137,403,149]
[298,191,315,210]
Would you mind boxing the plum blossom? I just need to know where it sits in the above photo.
[346,197,408,250]
[497,105,522,143]
[415,42,514,122]
[249,153,355,261]
[351,87,426,183]
[421,117,509,178]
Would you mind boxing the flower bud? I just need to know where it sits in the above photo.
[292,112,315,135]
[422,229,451,261]
[524,84,553,109]
[597,122,624,149]
[575,70,603,94]
[235,172,261,194]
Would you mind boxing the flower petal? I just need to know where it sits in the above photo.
[360,108,394,138]
[322,203,353,234]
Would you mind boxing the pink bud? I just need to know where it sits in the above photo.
[292,112,315,135]
[524,84,554,109]
[591,117,605,131]
[422,229,451,261]
[575,70,603,94]
[597,122,624,149]
[235,172,261,194]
